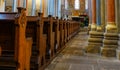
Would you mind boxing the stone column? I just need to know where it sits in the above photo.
[27,0,32,16]
[87,0,92,34]
[91,0,96,31]
[101,0,118,57]
[96,0,101,31]
[86,0,104,54]
[101,0,105,31]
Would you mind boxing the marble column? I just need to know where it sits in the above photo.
[31,0,36,16]
[106,0,117,32]
[96,0,101,31]
[117,0,120,60]
[101,0,105,31]
[102,0,118,57]
[58,0,61,18]
[91,0,96,31]
[86,0,103,54]
[87,0,92,34]
[27,0,32,16]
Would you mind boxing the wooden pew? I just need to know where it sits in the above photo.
[63,19,67,44]
[67,21,70,41]
[26,13,47,70]
[52,17,60,54]
[42,15,55,61]
[59,18,64,49]
[0,7,32,70]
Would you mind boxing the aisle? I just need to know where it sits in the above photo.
[45,31,120,70]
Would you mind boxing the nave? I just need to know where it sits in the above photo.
[45,30,120,70]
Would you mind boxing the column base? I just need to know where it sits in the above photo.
[85,31,104,54]
[85,45,101,54]
[101,47,116,57]
[102,32,118,57]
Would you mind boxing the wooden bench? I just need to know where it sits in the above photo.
[26,13,47,70]
[59,19,64,49]
[63,19,67,44]
[52,17,60,53]
[42,15,55,61]
[0,7,32,70]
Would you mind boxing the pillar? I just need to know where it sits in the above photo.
[36,0,40,15]
[58,0,61,18]
[31,0,36,16]
[27,0,32,16]
[96,0,102,31]
[43,0,48,17]
[86,0,103,54]
[102,0,118,57]
[40,0,42,12]
[87,0,92,34]
[106,0,117,32]
[91,0,96,30]
[101,0,105,31]
[117,0,120,60]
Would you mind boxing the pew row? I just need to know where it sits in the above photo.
[26,13,47,70]
[0,7,32,70]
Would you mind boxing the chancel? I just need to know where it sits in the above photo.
[0,0,120,70]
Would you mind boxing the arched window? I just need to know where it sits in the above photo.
[75,0,80,10]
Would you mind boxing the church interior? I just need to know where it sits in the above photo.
[0,0,120,70]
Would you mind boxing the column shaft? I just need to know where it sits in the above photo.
[106,0,117,32]
[101,0,105,31]
[91,0,96,30]
[102,0,118,57]
[96,0,102,31]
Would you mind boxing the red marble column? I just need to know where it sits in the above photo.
[92,0,96,24]
[102,0,118,57]
[107,0,115,22]
[106,0,117,32]
[91,0,96,30]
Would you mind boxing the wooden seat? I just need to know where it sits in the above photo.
[63,19,67,44]
[59,19,64,49]
[26,13,47,70]
[0,7,32,70]
[52,17,60,54]
[42,15,55,61]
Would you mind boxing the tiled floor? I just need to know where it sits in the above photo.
[45,30,120,70]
